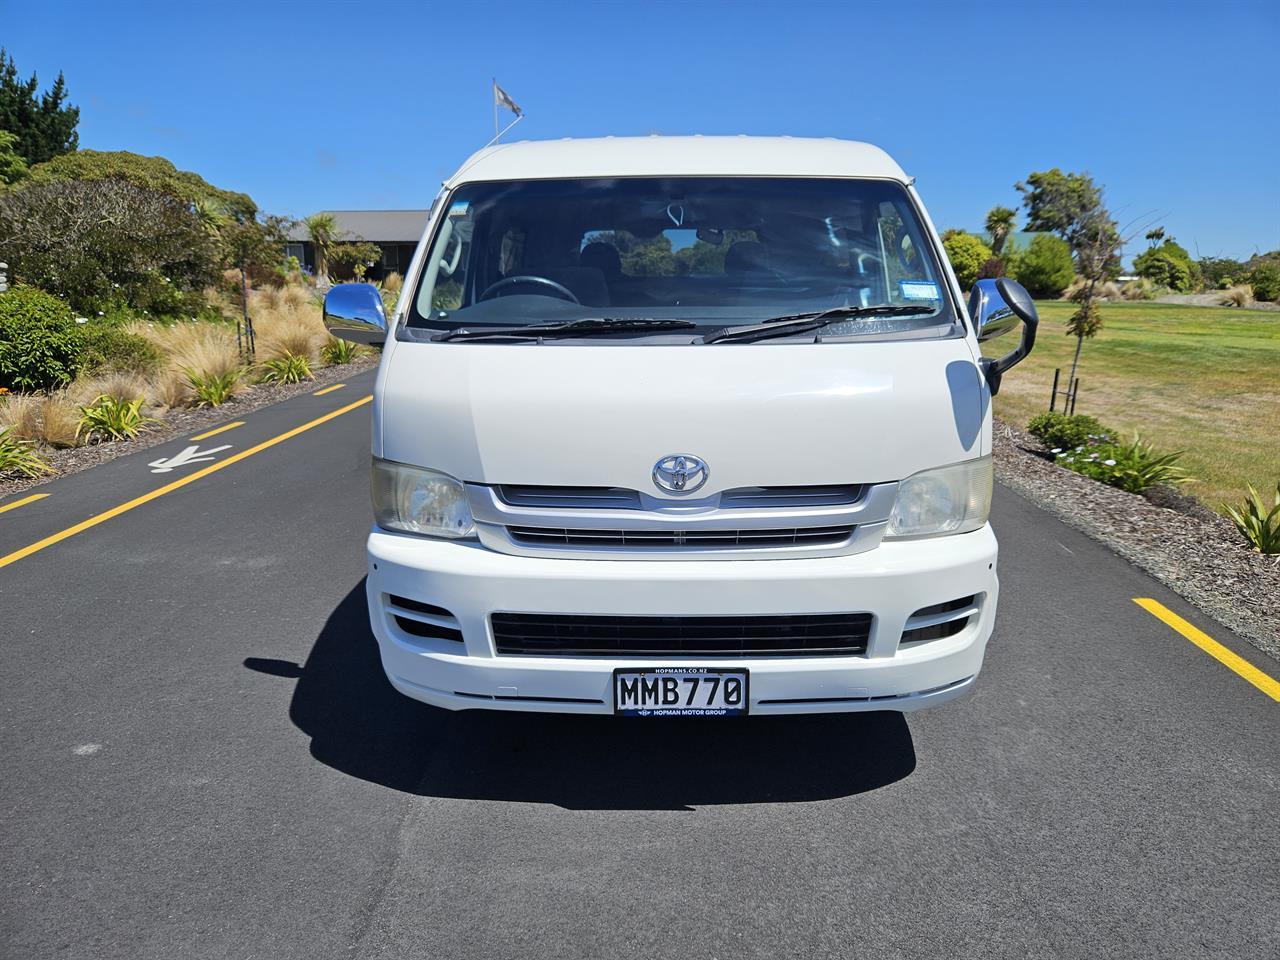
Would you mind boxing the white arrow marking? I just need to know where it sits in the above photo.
[148,444,232,474]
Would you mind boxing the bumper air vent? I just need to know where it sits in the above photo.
[387,594,464,643]
[899,595,980,646]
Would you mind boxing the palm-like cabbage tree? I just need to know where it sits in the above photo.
[985,206,1017,256]
[304,212,338,281]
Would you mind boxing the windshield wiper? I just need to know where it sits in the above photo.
[701,304,937,344]
[431,318,696,342]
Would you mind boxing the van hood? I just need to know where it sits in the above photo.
[378,339,989,493]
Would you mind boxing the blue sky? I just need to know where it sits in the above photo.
[4,0,1278,262]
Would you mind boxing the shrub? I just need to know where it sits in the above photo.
[77,323,163,375]
[0,426,50,478]
[1224,484,1280,555]
[941,232,992,290]
[321,337,358,365]
[977,257,1006,280]
[1249,262,1280,302]
[0,284,82,391]
[1054,434,1189,494]
[1120,278,1156,300]
[1028,411,1112,451]
[1012,235,1075,298]
[259,354,313,384]
[77,394,157,442]
[187,368,242,407]
[1133,250,1190,292]
[1219,285,1254,307]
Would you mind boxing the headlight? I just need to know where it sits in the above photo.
[886,456,992,538]
[371,458,476,539]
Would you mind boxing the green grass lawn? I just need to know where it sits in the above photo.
[987,300,1280,509]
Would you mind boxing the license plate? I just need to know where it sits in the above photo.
[613,667,749,716]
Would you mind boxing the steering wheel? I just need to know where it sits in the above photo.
[479,275,580,304]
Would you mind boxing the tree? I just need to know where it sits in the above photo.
[0,49,79,166]
[984,206,1017,255]
[1134,241,1196,292]
[1012,234,1074,298]
[1145,227,1166,247]
[0,129,27,184]
[328,241,383,280]
[0,178,219,315]
[305,213,339,281]
[1016,168,1121,384]
[941,232,992,290]
[24,150,255,221]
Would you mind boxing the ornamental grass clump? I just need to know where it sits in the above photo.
[187,368,243,407]
[77,394,158,442]
[320,337,359,365]
[0,426,51,478]
[259,353,313,384]
[1224,484,1280,555]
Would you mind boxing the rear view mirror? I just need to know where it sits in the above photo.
[324,282,387,345]
[969,278,1038,395]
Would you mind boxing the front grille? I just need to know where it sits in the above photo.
[507,524,855,549]
[496,484,862,510]
[498,485,642,509]
[491,612,873,657]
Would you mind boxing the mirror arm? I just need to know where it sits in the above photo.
[980,313,1038,396]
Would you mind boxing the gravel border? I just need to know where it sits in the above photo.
[0,355,377,501]
[993,417,1279,661]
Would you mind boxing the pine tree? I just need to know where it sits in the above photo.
[0,48,79,168]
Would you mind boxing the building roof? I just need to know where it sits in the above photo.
[449,136,909,186]
[286,210,430,243]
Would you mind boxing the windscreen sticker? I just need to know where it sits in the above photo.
[448,200,471,218]
[900,280,940,300]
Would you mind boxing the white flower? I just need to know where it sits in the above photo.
[1066,457,1075,462]
[1104,459,1117,466]
[75,317,89,324]
[1051,448,1062,454]
[97,310,104,316]
[1075,446,1084,452]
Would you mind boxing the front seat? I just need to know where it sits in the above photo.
[580,242,622,282]
[724,240,771,277]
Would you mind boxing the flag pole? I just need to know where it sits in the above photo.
[492,77,498,137]
[481,113,523,151]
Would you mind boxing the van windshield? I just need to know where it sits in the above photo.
[407,177,954,338]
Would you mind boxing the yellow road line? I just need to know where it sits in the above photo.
[1134,598,1280,702]
[0,395,372,572]
[190,421,245,441]
[313,384,346,397]
[0,493,50,516]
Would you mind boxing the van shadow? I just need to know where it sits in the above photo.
[246,581,917,811]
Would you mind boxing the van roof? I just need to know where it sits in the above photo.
[448,135,909,186]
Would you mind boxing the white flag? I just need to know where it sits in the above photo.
[493,81,523,117]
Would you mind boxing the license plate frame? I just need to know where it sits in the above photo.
[612,667,749,717]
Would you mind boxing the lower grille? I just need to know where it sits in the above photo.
[491,612,872,657]
[506,525,854,549]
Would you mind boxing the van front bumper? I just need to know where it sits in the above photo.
[365,526,999,715]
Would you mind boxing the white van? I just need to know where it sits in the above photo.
[325,136,1038,717]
